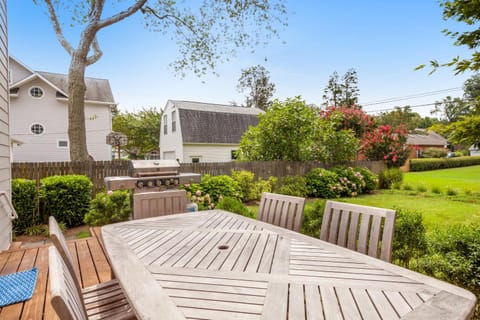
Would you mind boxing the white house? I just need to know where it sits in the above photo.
[469,144,480,156]
[8,56,114,162]
[0,0,13,250]
[160,100,263,163]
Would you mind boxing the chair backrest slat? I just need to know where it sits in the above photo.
[49,246,88,320]
[49,216,83,297]
[320,201,396,262]
[258,192,306,232]
[133,190,187,220]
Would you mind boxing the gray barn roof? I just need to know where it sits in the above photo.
[406,131,447,146]
[38,71,114,103]
[171,100,263,144]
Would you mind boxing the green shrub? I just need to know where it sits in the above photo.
[301,199,326,238]
[378,168,403,189]
[200,174,242,203]
[231,170,257,202]
[416,224,480,297]
[445,186,459,196]
[354,167,378,193]
[12,179,38,235]
[431,186,442,194]
[392,207,427,267]
[40,175,92,228]
[255,176,278,197]
[216,196,254,218]
[402,183,413,191]
[305,168,340,198]
[410,156,480,171]
[24,224,46,236]
[421,147,448,158]
[275,175,308,197]
[416,184,427,193]
[84,190,131,226]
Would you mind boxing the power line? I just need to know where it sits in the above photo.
[364,102,439,114]
[360,87,462,106]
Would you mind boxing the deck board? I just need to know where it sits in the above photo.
[0,229,115,320]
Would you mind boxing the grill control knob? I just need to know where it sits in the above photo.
[156,180,162,186]
[174,179,179,185]
[136,181,144,189]
[147,180,154,187]
[165,180,171,186]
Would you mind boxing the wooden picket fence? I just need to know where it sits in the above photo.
[12,160,385,195]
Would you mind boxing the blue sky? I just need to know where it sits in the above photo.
[7,1,474,116]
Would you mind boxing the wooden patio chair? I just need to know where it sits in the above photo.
[133,189,187,220]
[320,201,396,262]
[257,192,306,232]
[48,216,135,320]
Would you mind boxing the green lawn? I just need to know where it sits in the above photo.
[403,165,480,193]
[339,190,480,233]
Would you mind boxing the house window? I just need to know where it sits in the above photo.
[29,86,44,98]
[172,110,176,132]
[57,140,69,148]
[30,123,45,135]
[231,150,238,160]
[163,114,168,135]
[191,157,200,163]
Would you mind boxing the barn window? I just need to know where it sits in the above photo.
[172,110,176,132]
[163,114,168,135]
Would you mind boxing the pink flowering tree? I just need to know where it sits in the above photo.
[321,105,375,138]
[361,124,410,167]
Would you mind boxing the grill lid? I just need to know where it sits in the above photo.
[129,160,180,177]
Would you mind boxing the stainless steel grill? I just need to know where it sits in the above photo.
[105,160,200,192]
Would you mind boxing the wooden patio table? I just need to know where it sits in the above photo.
[102,210,476,320]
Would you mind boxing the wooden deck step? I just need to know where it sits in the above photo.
[0,231,115,320]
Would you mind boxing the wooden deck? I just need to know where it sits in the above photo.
[0,228,114,320]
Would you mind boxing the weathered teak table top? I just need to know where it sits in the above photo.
[102,210,476,320]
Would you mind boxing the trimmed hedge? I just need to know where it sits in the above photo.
[40,175,93,228]
[410,156,480,171]
[12,179,38,235]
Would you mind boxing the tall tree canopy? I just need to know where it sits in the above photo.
[417,0,480,74]
[238,97,358,162]
[112,107,161,159]
[34,0,287,161]
[322,69,359,107]
[237,65,276,110]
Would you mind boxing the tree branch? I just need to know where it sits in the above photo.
[43,0,74,56]
[86,37,103,65]
[96,0,147,30]
[141,6,196,34]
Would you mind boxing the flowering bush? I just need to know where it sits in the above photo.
[182,183,214,210]
[331,166,367,197]
[183,175,242,210]
[354,167,378,193]
[361,124,410,167]
[305,168,341,198]
[321,105,375,138]
[200,174,242,203]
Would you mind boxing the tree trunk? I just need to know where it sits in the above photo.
[68,54,90,161]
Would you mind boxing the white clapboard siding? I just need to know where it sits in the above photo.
[0,0,11,251]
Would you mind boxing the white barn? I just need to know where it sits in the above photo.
[160,100,263,163]
[9,57,114,162]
